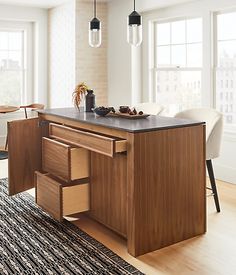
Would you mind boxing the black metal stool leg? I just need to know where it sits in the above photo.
[206,159,221,212]
[4,134,8,150]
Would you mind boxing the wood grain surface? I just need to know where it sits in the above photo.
[36,172,89,221]
[39,113,128,139]
[63,183,89,216]
[89,152,128,237]
[42,137,90,182]
[127,125,206,256]
[49,123,127,157]
[8,118,42,196]
[0,105,19,113]
[35,171,62,221]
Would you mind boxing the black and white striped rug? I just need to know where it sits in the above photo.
[0,178,144,275]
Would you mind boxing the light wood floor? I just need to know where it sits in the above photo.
[1,159,236,275]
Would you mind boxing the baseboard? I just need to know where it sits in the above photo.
[213,163,236,185]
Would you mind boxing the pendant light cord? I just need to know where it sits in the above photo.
[134,0,136,11]
[94,0,96,18]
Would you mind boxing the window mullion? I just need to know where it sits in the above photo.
[185,20,188,67]
[170,22,172,65]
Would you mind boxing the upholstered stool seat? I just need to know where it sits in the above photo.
[175,108,223,212]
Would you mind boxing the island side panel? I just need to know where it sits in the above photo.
[127,125,206,257]
[89,152,128,237]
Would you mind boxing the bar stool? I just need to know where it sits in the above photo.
[134,102,164,115]
[20,103,45,119]
[175,108,223,212]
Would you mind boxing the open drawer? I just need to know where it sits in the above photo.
[42,137,90,182]
[35,171,89,222]
[49,123,127,157]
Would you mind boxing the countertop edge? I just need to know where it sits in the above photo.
[38,111,205,133]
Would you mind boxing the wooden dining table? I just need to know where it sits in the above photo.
[0,105,19,160]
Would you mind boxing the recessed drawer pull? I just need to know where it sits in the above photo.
[49,123,127,157]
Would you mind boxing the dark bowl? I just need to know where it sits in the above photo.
[119,106,130,113]
[93,107,111,116]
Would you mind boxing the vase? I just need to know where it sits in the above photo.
[85,90,95,112]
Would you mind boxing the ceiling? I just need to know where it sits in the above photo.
[0,0,195,9]
[0,0,72,8]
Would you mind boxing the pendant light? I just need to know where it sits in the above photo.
[127,0,142,47]
[89,0,101,48]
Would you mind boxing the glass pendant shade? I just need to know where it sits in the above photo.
[127,6,142,47]
[127,20,142,46]
[89,18,102,48]
[89,0,101,48]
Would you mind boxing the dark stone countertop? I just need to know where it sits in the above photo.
[38,108,204,133]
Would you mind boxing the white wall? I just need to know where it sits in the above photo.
[0,4,48,104]
[108,0,236,184]
[48,0,76,108]
[107,0,132,107]
[48,0,108,108]
[0,4,48,146]
[107,0,196,107]
[76,0,108,107]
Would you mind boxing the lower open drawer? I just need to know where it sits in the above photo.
[35,171,89,221]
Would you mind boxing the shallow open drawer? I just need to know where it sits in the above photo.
[49,123,127,157]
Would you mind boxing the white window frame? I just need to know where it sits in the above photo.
[213,10,236,134]
[150,17,203,110]
[0,20,33,106]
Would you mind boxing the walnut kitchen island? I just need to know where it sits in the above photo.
[7,108,206,257]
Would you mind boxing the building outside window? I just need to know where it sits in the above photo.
[0,22,33,106]
[215,11,236,128]
[0,30,25,106]
[151,18,202,115]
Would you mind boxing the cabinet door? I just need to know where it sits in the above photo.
[8,117,42,196]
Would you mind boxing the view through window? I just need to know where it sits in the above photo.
[153,18,202,115]
[0,30,25,106]
[216,12,236,128]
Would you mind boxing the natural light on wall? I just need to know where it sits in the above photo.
[216,11,236,129]
[0,30,24,106]
[153,18,202,115]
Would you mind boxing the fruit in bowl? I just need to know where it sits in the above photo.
[119,106,131,113]
[93,106,111,116]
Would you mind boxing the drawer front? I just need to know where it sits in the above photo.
[35,172,89,222]
[42,137,89,182]
[49,123,127,157]
[35,172,62,221]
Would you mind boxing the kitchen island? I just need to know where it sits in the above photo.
[7,108,206,257]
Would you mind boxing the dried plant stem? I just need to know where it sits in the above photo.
[73,82,89,110]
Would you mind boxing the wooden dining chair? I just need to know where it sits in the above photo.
[20,103,45,119]
[175,108,223,212]
[4,103,45,151]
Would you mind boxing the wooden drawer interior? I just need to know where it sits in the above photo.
[35,171,89,222]
[42,137,90,182]
[49,123,127,157]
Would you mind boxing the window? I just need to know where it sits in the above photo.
[152,18,202,115]
[215,12,236,128]
[0,22,33,106]
[0,30,24,106]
